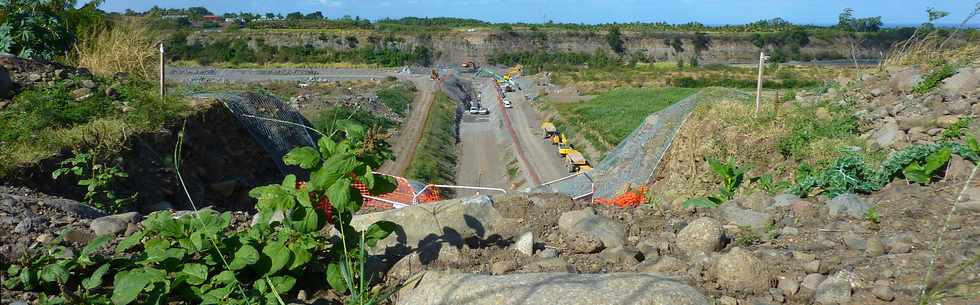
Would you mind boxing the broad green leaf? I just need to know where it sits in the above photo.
[310,152,356,191]
[281,174,297,189]
[181,263,208,285]
[288,243,312,271]
[262,242,291,275]
[290,207,324,234]
[707,158,726,177]
[249,184,295,212]
[337,120,366,141]
[111,270,151,305]
[360,166,376,190]
[364,221,397,248]
[318,136,338,157]
[923,147,951,172]
[40,262,68,284]
[328,177,363,213]
[371,175,398,195]
[212,270,236,285]
[326,262,347,293]
[229,244,259,270]
[116,230,144,253]
[267,275,297,293]
[283,147,321,169]
[82,235,112,256]
[903,163,931,184]
[82,263,110,290]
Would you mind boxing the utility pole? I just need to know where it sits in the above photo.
[754,52,769,114]
[159,43,166,98]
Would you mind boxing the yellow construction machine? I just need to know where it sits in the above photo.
[541,122,559,140]
[564,149,592,173]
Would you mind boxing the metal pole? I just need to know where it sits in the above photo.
[159,43,166,98]
[755,52,764,114]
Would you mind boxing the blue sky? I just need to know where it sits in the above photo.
[100,0,979,26]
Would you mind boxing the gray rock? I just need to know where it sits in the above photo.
[81,79,97,89]
[941,67,980,96]
[675,217,723,257]
[397,272,710,305]
[522,258,576,273]
[826,193,871,219]
[875,120,901,147]
[815,271,853,304]
[781,226,800,236]
[388,244,462,280]
[889,242,912,254]
[843,232,867,251]
[64,228,95,245]
[778,276,800,296]
[743,192,775,211]
[866,237,885,257]
[558,208,626,249]
[538,247,560,259]
[803,260,821,273]
[565,232,604,254]
[0,66,11,98]
[350,195,504,251]
[514,231,534,256]
[90,212,140,236]
[599,247,642,266]
[713,247,771,294]
[890,68,923,93]
[947,99,971,115]
[636,256,686,274]
[769,287,786,303]
[802,273,826,291]
[491,260,517,275]
[870,88,882,97]
[955,187,980,212]
[13,217,33,233]
[719,203,773,232]
[773,193,802,207]
[71,87,92,101]
[872,283,895,301]
[718,296,738,305]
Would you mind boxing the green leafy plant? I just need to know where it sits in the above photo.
[4,232,114,305]
[684,157,749,208]
[913,64,957,94]
[902,147,951,184]
[942,116,974,140]
[52,150,136,213]
[865,206,881,224]
[733,225,761,247]
[751,173,791,194]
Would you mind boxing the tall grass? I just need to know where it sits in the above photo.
[75,18,159,79]
[405,93,458,184]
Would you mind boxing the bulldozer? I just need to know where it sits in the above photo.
[563,149,592,173]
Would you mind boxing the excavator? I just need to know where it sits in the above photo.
[557,134,574,157]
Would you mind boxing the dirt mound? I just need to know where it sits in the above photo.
[0,54,88,97]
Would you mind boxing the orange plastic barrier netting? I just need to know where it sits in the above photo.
[595,186,648,208]
[353,174,444,209]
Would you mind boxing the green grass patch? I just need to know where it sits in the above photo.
[913,64,957,94]
[405,92,458,184]
[310,107,397,133]
[0,78,190,177]
[376,82,415,115]
[548,87,697,157]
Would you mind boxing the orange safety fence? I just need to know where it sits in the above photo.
[353,173,443,209]
[595,186,648,208]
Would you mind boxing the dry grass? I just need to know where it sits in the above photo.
[75,17,159,79]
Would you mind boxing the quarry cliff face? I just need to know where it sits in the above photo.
[188,29,888,65]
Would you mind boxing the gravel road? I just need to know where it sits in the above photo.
[166,67,398,83]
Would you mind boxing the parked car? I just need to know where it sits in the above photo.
[503,99,512,108]
[479,108,490,115]
[469,105,479,114]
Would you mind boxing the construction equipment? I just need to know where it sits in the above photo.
[431,69,439,80]
[564,149,592,173]
[461,61,477,72]
[541,122,559,139]
[557,134,574,157]
[505,64,523,80]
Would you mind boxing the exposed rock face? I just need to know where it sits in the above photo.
[397,272,710,305]
[350,195,505,251]
[0,66,12,99]
[942,67,980,95]
[815,271,854,304]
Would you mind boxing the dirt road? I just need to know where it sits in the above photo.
[166,67,397,83]
[500,86,569,184]
[379,76,437,176]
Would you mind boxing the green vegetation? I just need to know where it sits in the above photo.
[405,93,458,184]
[166,33,432,67]
[376,83,415,115]
[52,150,136,213]
[942,116,974,140]
[776,104,860,161]
[0,77,189,176]
[544,87,697,155]
[488,50,622,74]
[0,0,106,60]
[913,64,957,94]
[684,157,749,209]
[4,122,401,305]
[605,27,625,55]
[312,106,397,132]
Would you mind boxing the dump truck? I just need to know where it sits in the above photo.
[564,150,592,173]
[541,122,559,140]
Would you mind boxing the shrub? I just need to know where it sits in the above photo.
[913,64,957,94]
[76,18,158,79]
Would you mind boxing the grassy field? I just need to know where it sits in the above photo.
[542,87,698,158]
[404,92,458,184]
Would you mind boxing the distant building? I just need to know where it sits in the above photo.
[202,15,222,22]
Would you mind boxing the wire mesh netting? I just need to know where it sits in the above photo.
[195,93,318,177]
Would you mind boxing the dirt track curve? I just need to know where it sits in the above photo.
[379,77,438,176]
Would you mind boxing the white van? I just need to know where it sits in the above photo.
[503,99,512,108]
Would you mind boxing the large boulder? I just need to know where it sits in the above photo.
[713,247,771,294]
[558,208,626,250]
[675,217,723,257]
[875,119,901,147]
[889,68,923,93]
[350,195,506,251]
[397,272,710,305]
[942,67,980,96]
[90,212,140,236]
[719,203,773,233]
[815,271,854,304]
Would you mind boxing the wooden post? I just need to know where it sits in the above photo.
[159,43,166,98]
[754,52,765,114]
